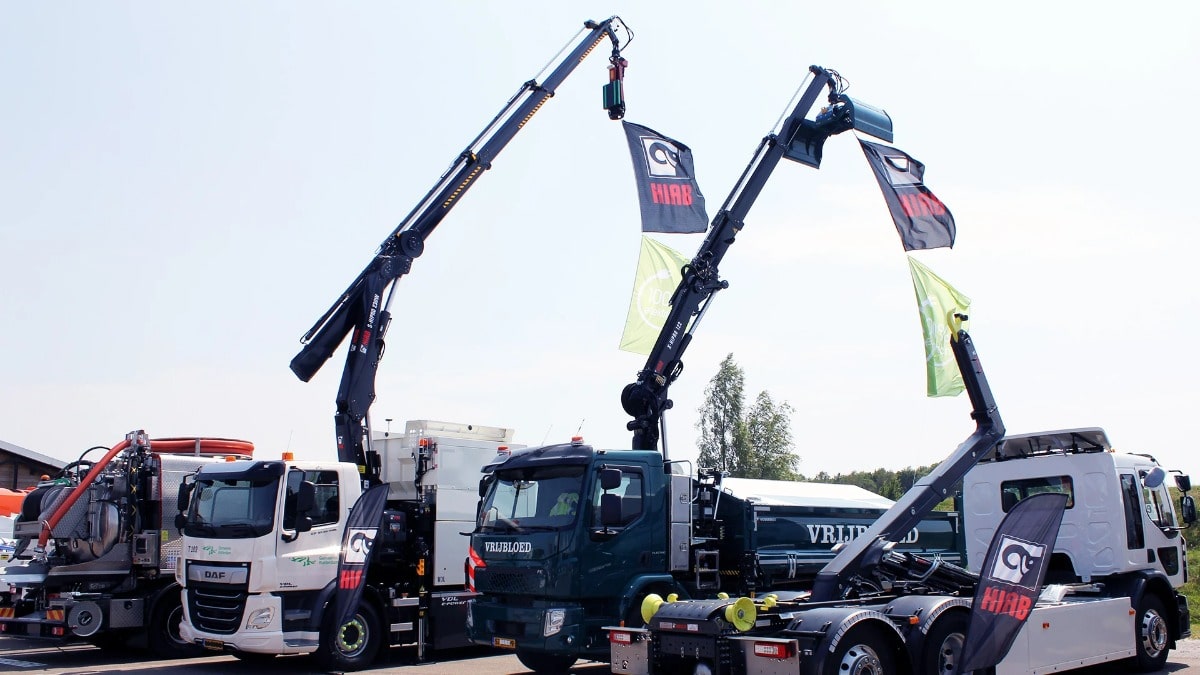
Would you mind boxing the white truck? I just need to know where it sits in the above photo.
[0,431,253,656]
[609,327,1196,675]
[175,420,520,670]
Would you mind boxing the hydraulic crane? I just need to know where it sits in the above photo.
[620,65,893,453]
[289,18,632,486]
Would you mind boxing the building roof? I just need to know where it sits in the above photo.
[0,438,65,470]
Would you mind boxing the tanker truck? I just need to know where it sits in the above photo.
[0,430,253,656]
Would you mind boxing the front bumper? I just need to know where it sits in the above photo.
[468,597,598,658]
[180,590,317,656]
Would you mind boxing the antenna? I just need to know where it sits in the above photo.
[541,425,554,445]
[575,418,586,436]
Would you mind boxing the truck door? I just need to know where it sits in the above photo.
[275,468,344,588]
[586,466,663,612]
[1126,471,1185,586]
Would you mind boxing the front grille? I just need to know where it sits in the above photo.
[188,584,247,635]
[476,567,546,595]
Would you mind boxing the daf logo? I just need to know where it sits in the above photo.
[204,570,227,580]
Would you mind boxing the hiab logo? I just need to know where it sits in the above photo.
[987,535,1046,589]
[639,137,685,178]
[344,528,377,565]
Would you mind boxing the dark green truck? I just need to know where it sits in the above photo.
[465,440,960,673]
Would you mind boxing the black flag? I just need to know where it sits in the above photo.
[958,492,1068,673]
[334,483,390,628]
[859,139,955,251]
[622,121,708,234]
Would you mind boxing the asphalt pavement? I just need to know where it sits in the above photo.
[0,636,1196,674]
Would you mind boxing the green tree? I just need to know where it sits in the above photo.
[696,354,800,479]
[744,391,799,480]
[696,354,746,474]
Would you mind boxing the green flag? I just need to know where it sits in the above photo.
[619,236,691,355]
[908,256,971,397]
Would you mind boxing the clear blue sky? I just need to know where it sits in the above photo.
[2,2,1198,479]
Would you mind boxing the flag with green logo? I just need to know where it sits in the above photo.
[619,236,691,355]
[908,256,971,397]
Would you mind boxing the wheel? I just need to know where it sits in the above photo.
[1132,594,1170,672]
[515,649,578,674]
[315,600,382,672]
[824,624,897,675]
[149,590,203,659]
[922,611,968,675]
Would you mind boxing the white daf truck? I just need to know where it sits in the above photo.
[175,420,520,670]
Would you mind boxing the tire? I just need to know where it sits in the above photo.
[515,649,578,674]
[824,624,897,675]
[315,600,382,672]
[922,611,968,675]
[1132,594,1170,672]
[149,590,203,659]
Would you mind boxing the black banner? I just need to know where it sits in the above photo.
[859,139,955,251]
[958,492,1069,673]
[334,483,390,628]
[621,121,708,234]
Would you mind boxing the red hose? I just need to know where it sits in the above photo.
[36,434,255,549]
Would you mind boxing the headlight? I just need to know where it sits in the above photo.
[544,608,565,637]
[245,607,274,630]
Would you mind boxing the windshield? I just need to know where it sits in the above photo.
[185,476,281,538]
[478,466,584,532]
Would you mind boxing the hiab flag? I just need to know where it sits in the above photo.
[958,492,1068,673]
[619,236,690,355]
[334,483,389,629]
[622,121,708,234]
[860,139,955,251]
[908,256,970,397]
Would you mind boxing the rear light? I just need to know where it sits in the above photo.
[752,641,794,659]
[610,630,632,644]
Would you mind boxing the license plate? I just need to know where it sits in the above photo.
[493,637,517,649]
[202,638,224,651]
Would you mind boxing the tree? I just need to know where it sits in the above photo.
[696,354,800,479]
[696,354,746,475]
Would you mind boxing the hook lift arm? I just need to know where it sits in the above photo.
[289,18,631,486]
[620,65,893,454]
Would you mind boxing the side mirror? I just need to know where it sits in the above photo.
[600,493,622,527]
[174,513,187,530]
[1182,494,1197,525]
[600,468,622,492]
[1175,474,1192,493]
[296,481,316,514]
[176,482,193,513]
[1144,467,1167,489]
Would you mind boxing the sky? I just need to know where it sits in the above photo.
[2,2,1198,481]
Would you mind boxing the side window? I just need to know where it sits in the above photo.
[1143,481,1177,529]
[308,470,340,527]
[591,470,644,526]
[1120,473,1146,549]
[1000,475,1075,513]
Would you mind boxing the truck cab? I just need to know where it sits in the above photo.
[467,440,964,673]
[177,458,355,656]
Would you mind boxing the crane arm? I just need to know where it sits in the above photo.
[290,18,631,483]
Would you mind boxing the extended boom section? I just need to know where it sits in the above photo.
[289,18,631,484]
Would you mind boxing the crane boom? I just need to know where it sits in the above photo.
[620,65,893,453]
[290,18,631,485]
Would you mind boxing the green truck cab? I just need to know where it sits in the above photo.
[466,439,960,673]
